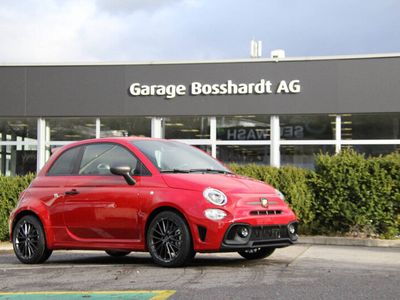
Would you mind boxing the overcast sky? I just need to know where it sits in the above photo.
[0,0,399,63]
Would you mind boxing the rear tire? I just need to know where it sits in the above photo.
[147,211,193,267]
[12,215,52,264]
[238,247,275,260]
[105,250,131,257]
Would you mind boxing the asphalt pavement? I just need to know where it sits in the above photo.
[0,244,399,300]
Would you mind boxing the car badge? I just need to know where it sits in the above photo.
[260,197,268,208]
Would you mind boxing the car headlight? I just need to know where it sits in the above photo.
[204,209,227,220]
[203,188,228,206]
[275,188,285,200]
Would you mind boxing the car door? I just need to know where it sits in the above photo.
[63,142,149,242]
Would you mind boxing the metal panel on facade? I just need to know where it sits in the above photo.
[0,67,26,116]
[0,57,400,117]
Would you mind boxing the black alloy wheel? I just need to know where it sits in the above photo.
[147,211,193,267]
[105,250,131,257]
[238,247,275,260]
[12,215,52,264]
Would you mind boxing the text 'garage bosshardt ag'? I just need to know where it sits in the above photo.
[129,79,301,99]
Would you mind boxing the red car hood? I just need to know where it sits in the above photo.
[161,173,276,194]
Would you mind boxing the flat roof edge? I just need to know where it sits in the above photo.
[1,52,400,67]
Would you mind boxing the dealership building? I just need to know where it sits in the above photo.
[1,53,400,175]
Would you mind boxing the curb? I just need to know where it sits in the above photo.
[0,243,12,251]
[299,236,400,248]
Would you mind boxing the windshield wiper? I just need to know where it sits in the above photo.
[188,169,233,174]
[160,168,233,174]
[160,169,190,173]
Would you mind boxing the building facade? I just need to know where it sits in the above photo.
[1,54,400,175]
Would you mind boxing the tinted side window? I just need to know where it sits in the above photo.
[79,143,147,176]
[47,146,81,176]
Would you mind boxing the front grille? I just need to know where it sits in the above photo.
[250,210,282,216]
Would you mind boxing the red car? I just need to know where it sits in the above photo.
[9,138,298,267]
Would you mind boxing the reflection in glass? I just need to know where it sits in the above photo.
[101,117,151,138]
[0,145,37,175]
[48,118,96,141]
[281,145,335,169]
[342,145,400,157]
[280,115,335,140]
[0,118,37,141]
[217,145,270,164]
[217,116,270,141]
[341,113,400,140]
[165,117,210,139]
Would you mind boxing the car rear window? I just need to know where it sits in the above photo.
[47,146,81,176]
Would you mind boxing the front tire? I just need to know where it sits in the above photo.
[147,211,193,267]
[238,247,275,260]
[12,215,52,264]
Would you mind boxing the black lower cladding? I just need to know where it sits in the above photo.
[221,222,298,250]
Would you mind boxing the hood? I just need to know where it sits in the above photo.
[161,173,276,194]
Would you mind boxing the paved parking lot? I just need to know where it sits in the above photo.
[1,244,399,299]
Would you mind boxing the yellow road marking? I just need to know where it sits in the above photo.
[0,290,176,300]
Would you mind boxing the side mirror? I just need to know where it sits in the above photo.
[110,165,136,186]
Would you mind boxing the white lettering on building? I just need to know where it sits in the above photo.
[129,79,301,99]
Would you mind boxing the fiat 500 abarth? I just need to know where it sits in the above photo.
[9,138,298,267]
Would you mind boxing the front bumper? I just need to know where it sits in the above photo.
[220,222,298,250]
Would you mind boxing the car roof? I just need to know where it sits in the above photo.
[65,136,158,145]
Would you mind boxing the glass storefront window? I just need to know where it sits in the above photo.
[0,118,37,141]
[101,117,151,138]
[281,145,335,169]
[164,116,210,139]
[217,115,270,141]
[280,115,335,140]
[341,113,400,140]
[47,118,96,141]
[217,145,270,164]
[342,145,400,157]
[0,145,37,175]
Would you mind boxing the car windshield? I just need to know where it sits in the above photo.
[131,140,231,174]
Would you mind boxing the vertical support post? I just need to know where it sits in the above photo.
[45,124,50,162]
[335,115,341,154]
[151,117,164,138]
[210,117,217,158]
[37,118,46,173]
[96,118,101,138]
[270,115,280,168]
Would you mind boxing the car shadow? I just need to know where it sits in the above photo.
[44,252,287,268]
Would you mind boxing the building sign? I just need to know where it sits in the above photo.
[129,79,301,100]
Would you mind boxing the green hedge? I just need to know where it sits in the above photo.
[0,174,35,241]
[0,150,399,240]
[230,149,400,239]
[311,150,400,238]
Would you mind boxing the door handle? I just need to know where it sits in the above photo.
[65,189,79,196]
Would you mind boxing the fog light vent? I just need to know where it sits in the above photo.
[197,225,207,242]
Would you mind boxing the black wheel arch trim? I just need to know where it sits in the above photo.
[11,210,50,248]
[144,206,194,251]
